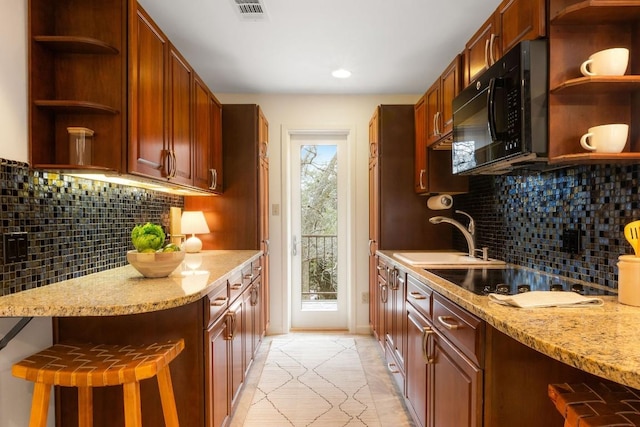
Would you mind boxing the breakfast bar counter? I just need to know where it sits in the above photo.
[378,250,640,390]
[0,250,260,317]
[0,249,263,427]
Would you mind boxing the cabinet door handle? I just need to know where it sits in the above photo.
[437,315,461,330]
[387,362,400,374]
[419,169,426,190]
[368,239,376,256]
[390,268,399,291]
[489,33,497,65]
[435,111,441,136]
[224,312,234,340]
[432,112,438,136]
[209,168,217,190]
[263,239,270,256]
[422,326,435,364]
[484,38,490,70]
[380,283,388,303]
[409,291,426,300]
[210,297,228,307]
[167,150,177,178]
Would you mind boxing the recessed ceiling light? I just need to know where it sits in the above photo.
[332,69,352,79]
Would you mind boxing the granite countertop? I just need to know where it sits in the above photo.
[378,250,640,389]
[0,250,261,317]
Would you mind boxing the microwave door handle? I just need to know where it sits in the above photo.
[487,77,499,141]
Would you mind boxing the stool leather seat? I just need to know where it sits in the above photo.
[549,381,640,427]
[12,339,184,427]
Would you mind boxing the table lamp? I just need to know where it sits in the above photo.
[181,211,210,253]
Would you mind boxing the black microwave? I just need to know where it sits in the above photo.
[452,39,548,175]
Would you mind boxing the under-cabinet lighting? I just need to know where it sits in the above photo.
[66,173,216,196]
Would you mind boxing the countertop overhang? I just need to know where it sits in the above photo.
[378,250,640,389]
[0,250,261,317]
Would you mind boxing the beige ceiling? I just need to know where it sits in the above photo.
[137,0,503,95]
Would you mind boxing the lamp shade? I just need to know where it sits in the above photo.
[181,211,210,253]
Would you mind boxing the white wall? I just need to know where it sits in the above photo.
[0,1,54,426]
[215,94,420,334]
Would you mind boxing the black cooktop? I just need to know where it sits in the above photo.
[425,266,616,296]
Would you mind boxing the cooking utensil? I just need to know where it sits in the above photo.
[624,220,640,256]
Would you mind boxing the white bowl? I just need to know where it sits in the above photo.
[127,250,185,278]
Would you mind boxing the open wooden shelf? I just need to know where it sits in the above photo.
[33,35,119,54]
[549,152,640,165]
[551,1,640,24]
[551,75,640,95]
[34,100,119,114]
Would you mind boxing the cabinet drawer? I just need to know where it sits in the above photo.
[433,293,484,367]
[406,275,432,320]
[205,283,228,328]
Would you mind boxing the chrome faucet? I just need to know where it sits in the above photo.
[429,210,486,260]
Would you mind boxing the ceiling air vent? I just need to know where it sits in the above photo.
[230,0,268,21]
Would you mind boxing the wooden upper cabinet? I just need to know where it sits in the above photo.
[547,0,640,165]
[440,57,461,138]
[28,0,127,170]
[193,75,223,193]
[167,44,193,185]
[29,0,222,193]
[464,0,545,87]
[498,0,546,55]
[464,13,500,87]
[425,55,461,148]
[425,79,441,146]
[128,4,168,180]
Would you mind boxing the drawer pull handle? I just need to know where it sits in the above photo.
[437,315,460,330]
[211,297,228,307]
[422,326,435,364]
[410,291,427,300]
[244,273,254,281]
[387,362,400,374]
[230,283,242,290]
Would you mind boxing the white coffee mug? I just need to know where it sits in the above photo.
[580,123,629,153]
[580,47,629,77]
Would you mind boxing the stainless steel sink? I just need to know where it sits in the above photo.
[392,251,505,267]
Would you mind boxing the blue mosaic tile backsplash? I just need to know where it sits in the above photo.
[0,159,183,296]
[454,164,640,290]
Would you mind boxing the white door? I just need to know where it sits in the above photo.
[290,132,348,329]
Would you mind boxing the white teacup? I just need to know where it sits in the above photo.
[580,47,629,77]
[580,124,629,153]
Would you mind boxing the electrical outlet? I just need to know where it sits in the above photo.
[4,232,28,263]
[361,292,369,303]
[562,229,581,254]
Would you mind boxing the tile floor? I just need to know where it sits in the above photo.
[229,333,414,427]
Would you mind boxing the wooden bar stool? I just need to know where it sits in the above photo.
[548,381,640,427]
[12,338,185,427]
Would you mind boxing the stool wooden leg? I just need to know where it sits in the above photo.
[28,382,50,427]
[77,386,93,427]
[157,365,180,427]
[123,382,143,427]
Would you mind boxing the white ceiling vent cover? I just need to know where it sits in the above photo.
[230,0,269,21]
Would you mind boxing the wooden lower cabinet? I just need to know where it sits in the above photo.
[405,303,482,427]
[396,266,604,427]
[406,304,430,427]
[206,311,231,427]
[53,260,265,427]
